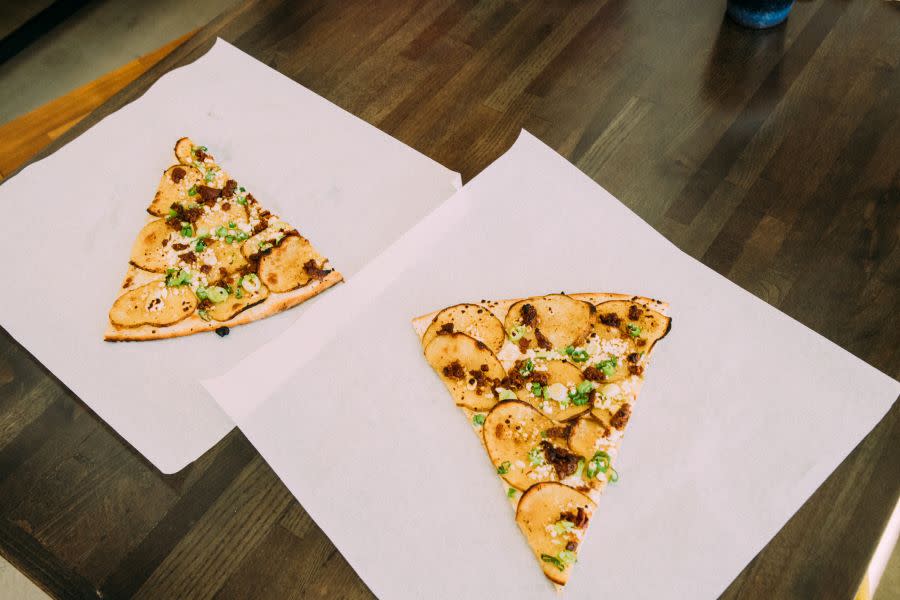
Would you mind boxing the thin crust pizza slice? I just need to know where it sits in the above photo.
[413,293,671,588]
[105,138,343,341]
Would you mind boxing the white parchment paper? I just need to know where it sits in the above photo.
[0,39,460,474]
[204,131,898,598]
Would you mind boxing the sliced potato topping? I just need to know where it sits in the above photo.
[592,401,632,432]
[206,273,269,321]
[592,300,671,354]
[422,303,506,354]
[567,415,610,459]
[483,400,558,490]
[258,235,325,293]
[241,222,294,260]
[504,294,594,351]
[109,280,197,328]
[205,239,250,283]
[424,333,505,411]
[148,165,203,217]
[195,201,248,236]
[513,359,590,422]
[174,137,194,165]
[516,482,595,586]
[129,219,172,273]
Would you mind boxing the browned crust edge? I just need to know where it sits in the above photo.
[104,270,343,341]
[412,292,670,336]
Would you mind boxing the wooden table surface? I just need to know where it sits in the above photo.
[1,1,898,598]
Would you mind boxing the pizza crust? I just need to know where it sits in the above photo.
[412,293,670,335]
[105,270,342,341]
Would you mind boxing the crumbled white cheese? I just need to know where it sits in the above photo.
[546,383,567,402]
[528,464,553,480]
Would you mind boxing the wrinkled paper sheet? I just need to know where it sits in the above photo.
[206,129,899,599]
[0,39,460,473]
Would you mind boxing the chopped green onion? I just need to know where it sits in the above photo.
[597,357,617,377]
[224,235,235,244]
[528,446,544,466]
[194,239,206,252]
[234,288,244,299]
[609,467,619,483]
[204,169,215,182]
[198,309,211,321]
[558,550,577,566]
[165,269,191,287]
[497,461,511,475]
[235,231,249,241]
[188,185,198,196]
[240,273,261,292]
[507,487,516,498]
[195,287,209,300]
[519,359,534,376]
[626,323,641,338]
[508,325,526,341]
[574,458,585,479]
[215,226,228,238]
[205,286,228,303]
[586,451,611,479]
[239,186,246,192]
[180,223,194,237]
[473,414,486,426]
[258,241,273,252]
[498,389,516,401]
[568,380,594,406]
[563,345,589,363]
[541,554,566,572]
[552,520,576,536]
[167,208,178,220]
[228,221,236,229]
[530,382,544,397]
[198,145,208,152]
[236,196,247,206]
[571,349,589,362]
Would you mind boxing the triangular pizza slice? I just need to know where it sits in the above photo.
[106,138,342,341]
[413,293,671,588]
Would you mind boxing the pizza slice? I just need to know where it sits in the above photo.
[413,293,671,588]
[106,138,343,341]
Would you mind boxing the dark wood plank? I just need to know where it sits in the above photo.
[1,1,897,599]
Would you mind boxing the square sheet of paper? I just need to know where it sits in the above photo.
[204,131,898,598]
[0,39,460,473]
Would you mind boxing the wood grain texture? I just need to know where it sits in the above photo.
[0,30,196,180]
[1,1,898,599]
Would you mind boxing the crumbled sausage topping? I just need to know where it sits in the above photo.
[610,404,632,429]
[520,303,537,326]
[599,312,621,327]
[170,167,186,183]
[539,440,581,479]
[443,361,465,379]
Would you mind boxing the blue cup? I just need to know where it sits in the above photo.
[726,0,795,29]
